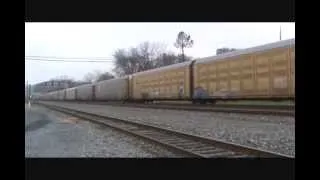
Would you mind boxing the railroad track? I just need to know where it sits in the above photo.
[62,101,294,116]
[38,102,293,158]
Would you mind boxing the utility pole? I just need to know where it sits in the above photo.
[280,26,282,41]
[26,80,30,103]
[26,80,28,102]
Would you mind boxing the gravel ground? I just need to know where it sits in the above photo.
[41,101,295,157]
[25,104,182,157]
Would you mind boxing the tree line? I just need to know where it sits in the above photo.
[82,31,194,82]
[55,31,237,84]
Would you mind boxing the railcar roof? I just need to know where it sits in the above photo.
[132,61,193,77]
[66,87,76,91]
[76,83,93,88]
[195,38,295,65]
[94,76,128,85]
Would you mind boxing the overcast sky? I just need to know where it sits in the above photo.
[25,23,295,85]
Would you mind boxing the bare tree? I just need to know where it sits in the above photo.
[137,42,164,71]
[83,72,96,83]
[83,70,112,83]
[113,41,166,76]
[154,52,178,67]
[113,49,136,76]
[93,70,102,77]
[96,72,115,82]
[174,31,194,62]
[216,48,237,55]
[177,54,193,63]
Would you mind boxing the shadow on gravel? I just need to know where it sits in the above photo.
[25,117,51,133]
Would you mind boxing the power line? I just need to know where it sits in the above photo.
[25,58,114,63]
[25,55,114,60]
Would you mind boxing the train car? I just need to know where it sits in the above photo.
[51,91,59,101]
[65,87,76,101]
[41,94,48,101]
[57,89,66,100]
[55,91,60,100]
[41,93,47,101]
[30,93,41,101]
[37,94,45,101]
[76,84,94,100]
[131,61,193,101]
[46,92,51,100]
[193,38,295,102]
[45,92,52,100]
[47,92,54,100]
[94,77,129,101]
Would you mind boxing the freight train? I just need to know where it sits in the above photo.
[33,39,295,104]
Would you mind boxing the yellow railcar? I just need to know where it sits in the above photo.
[131,61,193,100]
[38,39,294,103]
[193,39,295,100]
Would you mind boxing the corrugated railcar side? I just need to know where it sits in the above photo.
[57,90,65,100]
[193,39,295,100]
[76,84,94,100]
[65,88,76,100]
[95,77,129,101]
[131,61,193,100]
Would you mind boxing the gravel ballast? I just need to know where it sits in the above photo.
[41,101,295,157]
[25,104,181,157]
